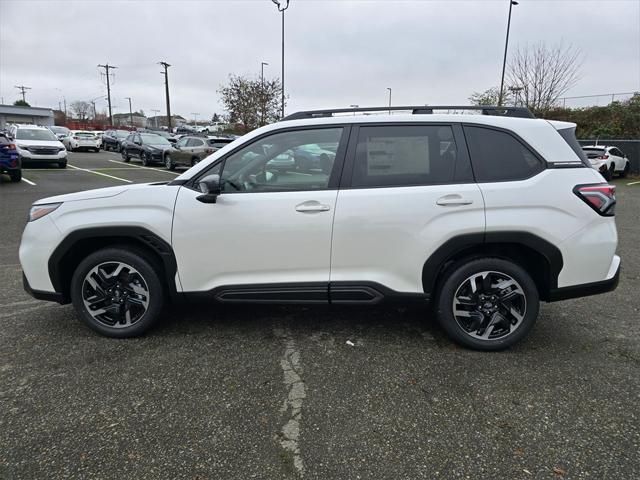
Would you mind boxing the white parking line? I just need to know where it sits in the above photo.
[108,159,181,176]
[21,177,36,186]
[627,180,640,186]
[68,164,133,183]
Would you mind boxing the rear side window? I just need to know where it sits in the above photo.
[557,127,589,166]
[188,138,204,147]
[464,126,543,182]
[351,125,467,188]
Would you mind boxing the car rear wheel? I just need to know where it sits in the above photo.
[191,157,200,167]
[620,161,630,178]
[9,169,22,182]
[70,247,164,338]
[165,153,176,170]
[58,160,67,169]
[604,164,614,181]
[436,258,539,351]
[141,152,151,166]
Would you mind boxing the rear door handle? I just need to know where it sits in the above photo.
[436,194,473,206]
[295,201,331,213]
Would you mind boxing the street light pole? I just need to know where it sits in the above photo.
[151,109,160,129]
[271,0,290,118]
[261,61,269,126]
[387,88,392,114]
[350,104,359,116]
[498,0,518,107]
[159,61,172,130]
[125,97,133,126]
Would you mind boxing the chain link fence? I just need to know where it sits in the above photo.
[578,139,640,175]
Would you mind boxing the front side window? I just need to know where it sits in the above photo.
[464,126,543,182]
[220,128,343,193]
[176,138,189,148]
[188,138,204,147]
[351,125,462,188]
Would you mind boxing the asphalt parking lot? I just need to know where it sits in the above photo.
[1,152,639,479]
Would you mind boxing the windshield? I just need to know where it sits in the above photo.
[141,134,170,145]
[50,126,70,135]
[16,129,58,141]
[115,130,129,138]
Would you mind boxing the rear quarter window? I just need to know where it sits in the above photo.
[463,126,543,182]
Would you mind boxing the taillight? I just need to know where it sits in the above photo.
[597,155,609,160]
[574,184,616,216]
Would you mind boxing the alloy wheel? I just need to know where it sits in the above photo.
[81,261,150,329]
[452,270,526,340]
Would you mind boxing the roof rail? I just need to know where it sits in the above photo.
[281,105,535,121]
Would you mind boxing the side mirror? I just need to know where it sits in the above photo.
[197,174,221,204]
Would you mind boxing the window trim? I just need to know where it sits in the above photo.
[340,122,474,190]
[461,123,547,183]
[187,124,352,193]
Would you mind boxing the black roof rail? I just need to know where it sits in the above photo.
[281,105,535,121]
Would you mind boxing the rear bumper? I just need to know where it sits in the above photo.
[548,259,620,302]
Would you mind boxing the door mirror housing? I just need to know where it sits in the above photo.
[197,174,221,203]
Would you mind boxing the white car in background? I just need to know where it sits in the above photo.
[65,131,100,152]
[49,126,71,142]
[91,131,104,148]
[582,145,630,180]
[8,124,67,168]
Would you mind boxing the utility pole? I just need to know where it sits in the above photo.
[191,113,199,126]
[387,88,392,114]
[14,85,32,103]
[151,109,160,129]
[271,0,289,118]
[159,61,172,130]
[125,97,133,126]
[98,63,117,125]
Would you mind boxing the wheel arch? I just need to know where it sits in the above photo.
[423,232,563,302]
[48,226,179,304]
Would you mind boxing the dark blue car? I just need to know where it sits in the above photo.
[0,133,21,182]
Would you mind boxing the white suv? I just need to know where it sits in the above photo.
[582,145,630,180]
[9,124,67,168]
[19,106,620,350]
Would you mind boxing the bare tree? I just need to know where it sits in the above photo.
[469,86,512,106]
[218,74,284,132]
[507,42,583,112]
[70,100,91,121]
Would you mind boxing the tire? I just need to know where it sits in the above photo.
[191,157,200,167]
[165,153,176,170]
[9,169,22,182]
[620,161,630,178]
[122,150,130,162]
[436,257,539,351]
[604,164,614,181]
[70,247,164,338]
[58,160,67,169]
[141,152,150,166]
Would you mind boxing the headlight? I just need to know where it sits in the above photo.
[29,203,62,222]
[17,144,28,149]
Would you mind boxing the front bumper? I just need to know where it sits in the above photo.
[23,272,65,304]
[18,150,67,161]
[548,257,620,301]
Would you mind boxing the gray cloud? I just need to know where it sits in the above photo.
[1,0,638,120]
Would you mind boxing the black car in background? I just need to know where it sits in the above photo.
[102,130,130,152]
[121,133,174,166]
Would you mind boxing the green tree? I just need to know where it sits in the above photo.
[218,74,284,132]
[13,99,30,107]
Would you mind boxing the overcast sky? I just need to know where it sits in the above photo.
[1,0,638,122]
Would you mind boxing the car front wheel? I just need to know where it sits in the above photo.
[165,153,176,170]
[70,247,164,338]
[9,169,22,182]
[436,258,539,351]
[122,150,130,162]
[141,152,151,166]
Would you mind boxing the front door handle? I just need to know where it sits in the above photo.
[436,194,473,206]
[295,201,331,213]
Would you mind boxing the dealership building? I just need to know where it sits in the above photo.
[0,104,55,128]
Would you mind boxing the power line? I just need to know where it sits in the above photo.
[159,61,172,130]
[97,63,117,125]
[14,85,32,103]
